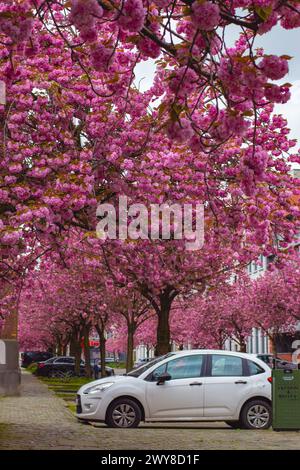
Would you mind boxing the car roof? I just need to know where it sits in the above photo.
[168,349,266,362]
[249,353,272,357]
[54,356,75,360]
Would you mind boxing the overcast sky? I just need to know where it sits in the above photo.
[135,26,300,146]
[255,26,300,145]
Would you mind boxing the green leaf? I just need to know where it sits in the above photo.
[157,101,168,119]
[254,5,273,21]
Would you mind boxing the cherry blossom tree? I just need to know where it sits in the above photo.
[135,315,157,357]
[0,2,299,263]
[97,107,300,355]
[1,0,300,152]
[190,293,231,349]
[19,248,118,376]
[106,322,127,360]
[103,283,154,371]
[202,278,256,351]
[0,0,300,359]
[169,298,200,349]
[249,254,300,354]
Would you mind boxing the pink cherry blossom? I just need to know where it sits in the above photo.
[118,0,146,32]
[191,1,221,31]
[260,55,289,80]
[91,44,113,71]
[167,118,194,143]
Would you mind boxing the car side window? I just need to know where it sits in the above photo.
[246,360,265,376]
[211,355,243,377]
[55,358,72,364]
[64,358,74,364]
[149,355,203,381]
[167,355,203,380]
[151,363,167,381]
[46,357,56,363]
[54,358,64,363]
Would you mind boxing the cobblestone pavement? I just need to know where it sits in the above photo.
[0,372,300,450]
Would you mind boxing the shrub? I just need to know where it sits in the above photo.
[27,362,38,374]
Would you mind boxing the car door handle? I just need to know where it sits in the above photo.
[235,380,248,384]
[189,382,203,386]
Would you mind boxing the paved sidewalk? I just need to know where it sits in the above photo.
[0,372,300,449]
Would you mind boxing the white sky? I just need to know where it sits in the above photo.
[135,25,300,148]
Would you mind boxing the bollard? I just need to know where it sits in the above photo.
[0,340,21,396]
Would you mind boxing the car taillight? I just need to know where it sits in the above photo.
[267,376,272,383]
[38,363,45,368]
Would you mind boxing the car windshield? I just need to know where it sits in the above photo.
[127,354,174,377]
[43,357,56,363]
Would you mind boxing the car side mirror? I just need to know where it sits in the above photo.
[157,372,172,385]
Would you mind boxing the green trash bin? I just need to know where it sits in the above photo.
[272,368,300,431]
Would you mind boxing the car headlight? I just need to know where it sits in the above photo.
[84,382,114,394]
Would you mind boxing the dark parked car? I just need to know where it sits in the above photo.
[255,353,297,369]
[35,356,114,378]
[21,351,53,368]
[133,357,151,369]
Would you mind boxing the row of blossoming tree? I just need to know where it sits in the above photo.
[0,1,300,359]
[18,249,300,374]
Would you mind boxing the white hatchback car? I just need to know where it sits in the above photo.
[76,350,272,429]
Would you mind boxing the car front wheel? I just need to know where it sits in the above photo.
[240,399,272,430]
[106,398,141,428]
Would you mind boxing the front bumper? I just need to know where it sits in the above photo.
[75,392,107,421]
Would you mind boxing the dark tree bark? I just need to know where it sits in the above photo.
[239,338,247,353]
[126,322,136,372]
[83,326,92,378]
[139,285,177,357]
[96,325,107,378]
[70,333,81,376]
[269,335,277,357]
[156,296,172,356]
[56,339,63,356]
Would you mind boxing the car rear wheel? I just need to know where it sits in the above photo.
[49,370,65,378]
[49,370,59,378]
[106,398,141,428]
[240,399,272,430]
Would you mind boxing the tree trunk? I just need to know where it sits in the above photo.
[83,327,92,378]
[156,298,171,356]
[239,337,247,353]
[269,334,277,357]
[100,332,107,378]
[96,325,107,378]
[56,342,63,356]
[217,333,224,350]
[126,323,136,372]
[70,334,81,376]
[74,344,82,376]
[69,336,77,356]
